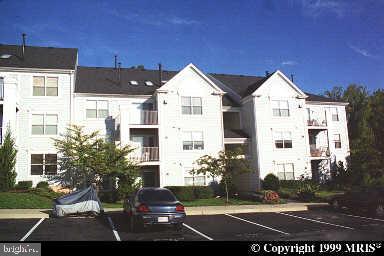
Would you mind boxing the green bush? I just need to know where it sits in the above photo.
[36,181,49,189]
[15,181,33,190]
[165,186,196,201]
[99,189,119,203]
[280,180,315,189]
[218,179,238,196]
[193,186,214,199]
[296,183,320,202]
[263,174,280,191]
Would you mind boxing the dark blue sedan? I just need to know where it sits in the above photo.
[123,187,186,232]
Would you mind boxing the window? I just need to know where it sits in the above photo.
[274,131,292,148]
[184,169,206,186]
[33,76,58,96]
[86,100,108,119]
[272,100,289,117]
[31,154,57,175]
[32,114,58,135]
[181,96,202,115]
[331,107,339,121]
[276,163,294,180]
[333,134,341,148]
[182,131,204,150]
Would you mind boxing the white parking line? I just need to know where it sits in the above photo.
[183,223,214,241]
[20,218,45,241]
[107,216,121,241]
[342,213,384,222]
[277,212,354,230]
[224,214,290,235]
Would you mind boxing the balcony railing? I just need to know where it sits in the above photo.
[0,81,3,100]
[130,147,159,162]
[307,119,327,127]
[310,145,330,157]
[130,110,158,125]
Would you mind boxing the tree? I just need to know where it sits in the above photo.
[324,86,344,101]
[0,128,17,191]
[191,149,251,203]
[53,125,139,191]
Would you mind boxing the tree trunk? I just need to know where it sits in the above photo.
[224,179,229,203]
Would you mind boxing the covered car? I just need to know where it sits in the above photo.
[52,185,103,217]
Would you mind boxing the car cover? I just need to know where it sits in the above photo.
[52,185,104,217]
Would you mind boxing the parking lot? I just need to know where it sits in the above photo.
[1,207,384,241]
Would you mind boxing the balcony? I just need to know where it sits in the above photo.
[0,81,3,100]
[307,119,327,127]
[130,110,158,125]
[310,145,330,157]
[130,147,159,163]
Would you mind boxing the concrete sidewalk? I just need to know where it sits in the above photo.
[0,202,328,219]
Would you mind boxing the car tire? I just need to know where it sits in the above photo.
[174,223,183,231]
[130,217,142,233]
[375,204,384,217]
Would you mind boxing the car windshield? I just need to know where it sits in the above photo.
[139,190,177,202]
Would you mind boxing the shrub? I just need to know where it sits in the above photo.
[280,180,315,189]
[15,181,33,190]
[218,179,238,197]
[263,174,280,191]
[296,183,319,202]
[99,189,119,203]
[0,128,17,191]
[193,186,214,199]
[165,186,196,201]
[262,190,280,204]
[36,181,49,189]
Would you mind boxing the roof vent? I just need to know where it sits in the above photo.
[145,81,153,86]
[130,80,138,86]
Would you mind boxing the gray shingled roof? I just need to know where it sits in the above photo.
[0,44,77,70]
[304,92,343,103]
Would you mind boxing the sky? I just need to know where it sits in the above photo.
[0,0,383,94]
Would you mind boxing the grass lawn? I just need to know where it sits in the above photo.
[0,192,53,209]
[101,197,284,208]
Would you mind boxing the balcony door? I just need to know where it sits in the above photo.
[131,102,153,124]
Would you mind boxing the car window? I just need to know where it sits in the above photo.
[139,190,177,202]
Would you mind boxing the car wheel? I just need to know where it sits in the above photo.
[331,199,340,210]
[375,204,384,217]
[174,223,183,231]
[130,217,142,233]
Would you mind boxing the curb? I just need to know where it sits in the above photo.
[0,203,329,219]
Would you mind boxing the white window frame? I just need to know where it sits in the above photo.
[31,113,58,136]
[182,131,204,151]
[30,153,58,176]
[183,168,206,186]
[273,131,293,149]
[276,163,295,180]
[32,76,59,97]
[272,100,290,117]
[331,107,339,121]
[333,134,342,149]
[86,100,109,119]
[181,96,203,115]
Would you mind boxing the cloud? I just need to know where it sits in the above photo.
[281,60,298,66]
[348,44,375,58]
[168,17,200,25]
[300,0,348,18]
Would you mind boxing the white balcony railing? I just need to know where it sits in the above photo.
[310,145,330,157]
[130,147,159,162]
[130,110,158,125]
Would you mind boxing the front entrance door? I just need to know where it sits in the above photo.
[142,168,159,187]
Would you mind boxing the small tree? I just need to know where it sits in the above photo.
[53,125,139,191]
[0,128,17,191]
[192,149,251,203]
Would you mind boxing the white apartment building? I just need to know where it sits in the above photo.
[0,43,350,191]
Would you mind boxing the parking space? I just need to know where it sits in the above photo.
[1,207,384,241]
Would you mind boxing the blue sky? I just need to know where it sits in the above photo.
[0,0,383,94]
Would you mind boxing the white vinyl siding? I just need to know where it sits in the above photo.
[272,100,289,117]
[333,134,341,148]
[31,114,58,135]
[86,100,108,119]
[182,131,204,150]
[33,76,58,96]
[181,96,202,115]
